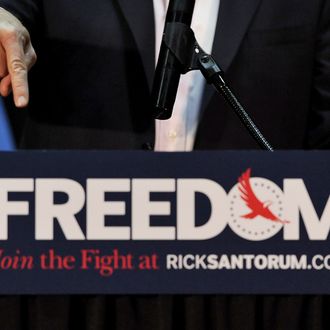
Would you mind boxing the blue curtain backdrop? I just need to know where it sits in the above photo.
[0,97,15,150]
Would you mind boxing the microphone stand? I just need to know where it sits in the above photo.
[157,22,274,151]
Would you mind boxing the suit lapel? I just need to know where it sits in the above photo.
[116,0,155,90]
[201,0,262,109]
[213,0,262,71]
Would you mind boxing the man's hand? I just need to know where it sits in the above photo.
[0,7,36,107]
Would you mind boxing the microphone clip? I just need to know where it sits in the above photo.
[162,22,223,81]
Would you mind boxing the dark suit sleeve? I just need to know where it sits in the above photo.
[307,0,330,148]
[0,0,41,35]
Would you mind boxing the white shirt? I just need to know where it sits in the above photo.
[153,0,220,151]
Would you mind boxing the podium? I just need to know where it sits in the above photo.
[0,150,329,294]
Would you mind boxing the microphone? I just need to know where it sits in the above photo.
[152,0,196,120]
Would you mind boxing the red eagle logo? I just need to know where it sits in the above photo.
[238,168,289,224]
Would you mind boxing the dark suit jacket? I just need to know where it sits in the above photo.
[1,0,329,149]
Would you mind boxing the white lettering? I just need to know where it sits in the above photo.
[284,179,330,240]
[87,179,130,240]
[35,179,85,240]
[177,179,228,240]
[0,179,33,240]
[132,179,175,240]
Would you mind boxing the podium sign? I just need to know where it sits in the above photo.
[0,151,329,294]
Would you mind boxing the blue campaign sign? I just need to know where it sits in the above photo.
[0,150,329,294]
[0,98,14,150]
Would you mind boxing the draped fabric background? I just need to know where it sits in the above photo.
[0,295,328,330]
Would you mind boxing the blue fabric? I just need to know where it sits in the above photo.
[0,98,15,150]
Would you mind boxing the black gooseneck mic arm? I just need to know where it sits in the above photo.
[151,1,274,151]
